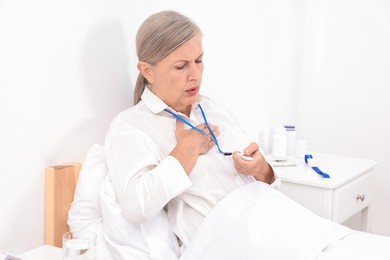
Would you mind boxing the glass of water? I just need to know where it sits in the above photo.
[62,231,96,260]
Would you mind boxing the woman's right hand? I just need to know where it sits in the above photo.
[170,120,219,173]
[175,121,219,154]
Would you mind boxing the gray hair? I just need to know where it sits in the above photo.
[134,10,201,104]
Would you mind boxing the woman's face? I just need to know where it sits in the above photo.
[144,34,204,115]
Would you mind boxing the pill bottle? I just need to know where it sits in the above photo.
[272,127,287,158]
[284,125,296,155]
[295,140,307,159]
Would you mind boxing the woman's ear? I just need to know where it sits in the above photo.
[137,61,154,84]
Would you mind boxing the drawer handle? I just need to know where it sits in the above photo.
[356,194,365,202]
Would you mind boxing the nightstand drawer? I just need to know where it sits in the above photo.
[332,172,374,223]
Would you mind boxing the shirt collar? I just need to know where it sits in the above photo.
[141,87,168,114]
[141,86,203,115]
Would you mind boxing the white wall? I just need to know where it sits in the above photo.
[3,0,388,254]
[0,0,298,254]
[0,0,133,254]
[297,0,390,235]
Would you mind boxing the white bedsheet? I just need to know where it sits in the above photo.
[101,178,390,260]
[316,232,390,260]
[180,181,355,260]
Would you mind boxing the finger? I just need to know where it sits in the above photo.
[209,138,214,147]
[176,120,184,130]
[243,142,259,156]
[176,120,184,132]
[233,151,252,163]
[232,153,251,173]
[201,124,219,139]
[212,127,220,137]
[210,125,219,136]
[195,123,208,134]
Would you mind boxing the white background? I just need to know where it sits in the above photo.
[1,0,389,254]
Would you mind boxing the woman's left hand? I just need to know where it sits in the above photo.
[232,142,275,184]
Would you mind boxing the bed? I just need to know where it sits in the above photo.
[44,144,178,259]
[45,163,81,248]
[44,146,390,260]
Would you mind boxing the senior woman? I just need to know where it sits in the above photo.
[104,10,390,260]
[106,10,277,247]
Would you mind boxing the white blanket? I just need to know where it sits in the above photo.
[180,181,355,260]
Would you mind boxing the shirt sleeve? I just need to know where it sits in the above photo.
[269,170,281,189]
[105,126,192,225]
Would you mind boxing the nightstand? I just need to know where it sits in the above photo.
[18,245,61,260]
[272,153,377,231]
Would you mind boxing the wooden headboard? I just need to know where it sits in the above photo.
[45,163,81,247]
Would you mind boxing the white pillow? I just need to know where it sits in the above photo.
[67,144,113,259]
[100,175,180,260]
[68,144,180,260]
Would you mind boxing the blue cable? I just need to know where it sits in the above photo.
[304,154,330,178]
[164,104,232,156]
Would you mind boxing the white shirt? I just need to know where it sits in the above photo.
[105,87,278,248]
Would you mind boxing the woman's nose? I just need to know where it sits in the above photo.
[188,63,202,81]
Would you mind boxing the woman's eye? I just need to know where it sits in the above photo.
[195,60,203,64]
[175,66,185,70]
